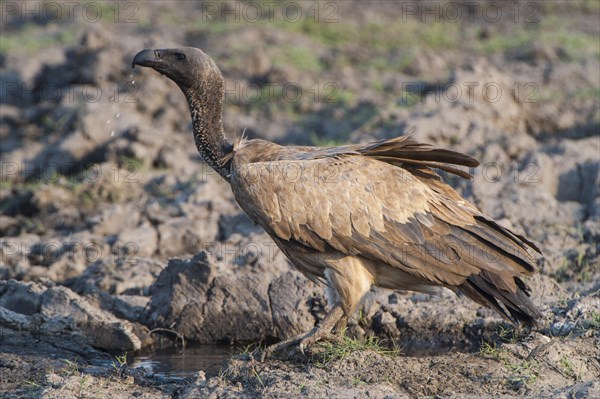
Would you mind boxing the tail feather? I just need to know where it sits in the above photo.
[460,273,541,327]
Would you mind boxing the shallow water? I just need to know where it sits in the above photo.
[127,339,477,379]
[128,343,235,379]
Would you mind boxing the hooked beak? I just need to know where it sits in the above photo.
[132,49,164,69]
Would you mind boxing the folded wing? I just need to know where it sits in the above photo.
[231,138,541,325]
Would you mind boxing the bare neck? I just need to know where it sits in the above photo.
[183,83,233,180]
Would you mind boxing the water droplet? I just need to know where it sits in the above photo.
[106,120,111,125]
[131,80,136,85]
[116,113,120,118]
[110,130,115,137]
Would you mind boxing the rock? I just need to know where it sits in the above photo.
[567,295,600,322]
[218,212,263,241]
[40,286,142,351]
[153,145,197,175]
[144,252,215,332]
[200,274,273,343]
[76,320,141,352]
[157,212,219,257]
[529,274,568,305]
[0,306,36,330]
[209,230,290,277]
[347,285,542,350]
[70,256,164,296]
[372,310,401,338]
[0,215,20,237]
[116,221,159,257]
[145,252,277,343]
[521,151,558,197]
[30,184,81,230]
[473,164,586,240]
[0,280,45,315]
[0,231,111,283]
[268,271,321,338]
[0,280,144,351]
[0,71,29,105]
[0,234,41,280]
[103,294,150,323]
[550,138,600,205]
[90,203,142,236]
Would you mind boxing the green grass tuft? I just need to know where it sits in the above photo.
[111,353,128,374]
[0,25,77,54]
[272,46,323,73]
[316,335,399,366]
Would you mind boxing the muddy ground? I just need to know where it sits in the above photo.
[1,1,599,398]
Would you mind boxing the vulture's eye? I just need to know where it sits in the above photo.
[175,53,186,61]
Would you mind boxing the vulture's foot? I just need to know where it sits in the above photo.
[260,305,345,361]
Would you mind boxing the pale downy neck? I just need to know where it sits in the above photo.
[183,82,233,180]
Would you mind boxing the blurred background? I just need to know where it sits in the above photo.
[1,0,598,286]
[0,0,599,395]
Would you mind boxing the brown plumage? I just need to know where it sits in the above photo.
[133,47,542,357]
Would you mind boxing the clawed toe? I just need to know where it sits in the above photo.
[259,329,342,361]
[300,331,341,348]
[258,305,347,361]
[298,331,338,355]
[259,338,301,361]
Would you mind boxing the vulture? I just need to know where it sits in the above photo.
[132,47,542,358]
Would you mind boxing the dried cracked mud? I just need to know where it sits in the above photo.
[1,1,599,398]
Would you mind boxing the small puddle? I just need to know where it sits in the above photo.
[128,343,235,379]
[127,340,477,378]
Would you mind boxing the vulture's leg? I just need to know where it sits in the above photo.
[333,314,349,337]
[259,305,343,361]
[298,256,373,347]
[260,256,373,360]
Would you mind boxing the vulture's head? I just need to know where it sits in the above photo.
[132,47,222,91]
